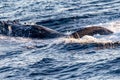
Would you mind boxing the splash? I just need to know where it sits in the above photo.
[61,35,112,44]
[96,21,120,33]
[104,21,120,33]
[55,35,120,49]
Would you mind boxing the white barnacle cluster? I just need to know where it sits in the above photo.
[8,25,12,35]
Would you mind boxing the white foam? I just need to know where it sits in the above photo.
[105,21,120,33]
[59,35,112,44]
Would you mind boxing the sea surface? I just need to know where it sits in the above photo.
[0,0,120,80]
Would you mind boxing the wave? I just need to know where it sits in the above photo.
[36,14,97,26]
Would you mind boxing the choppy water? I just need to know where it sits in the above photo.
[0,0,120,80]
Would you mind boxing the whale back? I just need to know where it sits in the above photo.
[0,21,64,39]
[27,25,64,38]
[0,21,113,39]
[69,26,113,38]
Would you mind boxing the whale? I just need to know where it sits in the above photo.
[0,20,64,38]
[0,20,113,39]
[1,20,120,49]
[70,26,113,38]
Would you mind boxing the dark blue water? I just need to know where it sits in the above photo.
[0,0,120,80]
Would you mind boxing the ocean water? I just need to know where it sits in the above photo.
[0,0,120,80]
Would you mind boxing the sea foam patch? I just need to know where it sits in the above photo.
[61,35,112,44]
[105,21,120,33]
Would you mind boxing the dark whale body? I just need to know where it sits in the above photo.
[0,20,113,39]
[70,26,113,38]
[1,20,120,49]
[0,20,64,39]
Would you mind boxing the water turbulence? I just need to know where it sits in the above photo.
[1,0,120,80]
